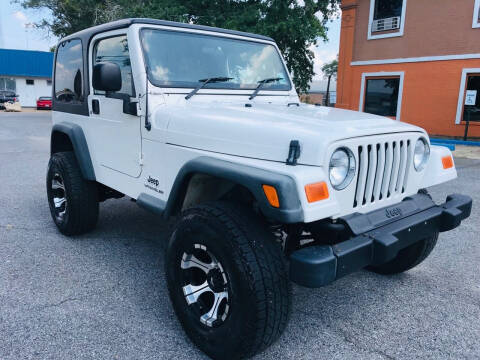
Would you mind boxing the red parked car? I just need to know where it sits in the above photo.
[36,96,52,110]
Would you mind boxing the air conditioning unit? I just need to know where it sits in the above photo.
[372,16,401,32]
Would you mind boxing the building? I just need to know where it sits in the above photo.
[336,0,480,138]
[0,49,54,107]
[300,79,337,106]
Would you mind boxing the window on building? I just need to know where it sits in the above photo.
[462,74,480,122]
[374,0,402,20]
[371,0,403,33]
[47,79,52,86]
[93,35,134,96]
[26,79,34,85]
[364,77,400,117]
[0,77,16,92]
[55,39,83,103]
[473,0,480,28]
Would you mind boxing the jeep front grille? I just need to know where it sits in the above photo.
[353,139,412,208]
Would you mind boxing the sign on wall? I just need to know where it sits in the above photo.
[465,90,477,106]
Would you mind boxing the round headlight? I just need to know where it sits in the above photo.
[414,138,430,171]
[329,147,356,190]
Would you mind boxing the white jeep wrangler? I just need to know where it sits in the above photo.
[47,18,472,359]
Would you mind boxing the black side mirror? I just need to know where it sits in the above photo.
[92,62,122,92]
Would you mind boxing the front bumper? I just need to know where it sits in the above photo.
[290,193,472,288]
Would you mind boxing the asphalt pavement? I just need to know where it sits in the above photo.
[1,112,479,359]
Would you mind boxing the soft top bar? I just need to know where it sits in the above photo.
[60,18,274,45]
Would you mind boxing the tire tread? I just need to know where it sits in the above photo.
[47,152,98,235]
[170,201,290,359]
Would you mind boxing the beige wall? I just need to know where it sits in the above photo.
[353,0,480,61]
[300,93,324,105]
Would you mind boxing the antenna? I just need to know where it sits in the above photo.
[144,66,151,131]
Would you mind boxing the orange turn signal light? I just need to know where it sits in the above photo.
[442,155,454,169]
[262,185,280,208]
[305,182,329,203]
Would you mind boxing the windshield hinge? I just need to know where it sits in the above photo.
[286,140,301,166]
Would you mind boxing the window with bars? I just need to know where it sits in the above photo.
[372,0,403,32]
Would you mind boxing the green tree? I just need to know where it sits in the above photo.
[17,0,340,92]
[321,57,337,106]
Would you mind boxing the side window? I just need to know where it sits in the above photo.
[93,35,134,96]
[55,39,83,103]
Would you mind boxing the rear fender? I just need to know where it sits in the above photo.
[50,122,96,181]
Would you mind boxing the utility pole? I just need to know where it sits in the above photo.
[25,23,33,50]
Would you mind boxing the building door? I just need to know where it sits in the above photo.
[23,79,36,107]
[88,33,142,178]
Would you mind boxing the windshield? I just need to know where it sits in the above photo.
[140,29,291,91]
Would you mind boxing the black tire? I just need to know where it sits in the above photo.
[368,231,439,275]
[46,151,99,235]
[165,201,290,360]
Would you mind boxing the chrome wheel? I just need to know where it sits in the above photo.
[51,173,67,221]
[181,244,230,327]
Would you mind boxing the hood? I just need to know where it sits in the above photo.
[160,100,425,166]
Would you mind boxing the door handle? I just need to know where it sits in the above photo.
[92,99,100,114]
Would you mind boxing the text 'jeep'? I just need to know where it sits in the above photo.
[47,18,472,359]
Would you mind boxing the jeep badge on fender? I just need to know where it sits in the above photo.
[46,18,472,360]
[147,176,159,187]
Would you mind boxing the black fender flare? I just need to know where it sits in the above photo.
[50,122,96,181]
[163,156,304,223]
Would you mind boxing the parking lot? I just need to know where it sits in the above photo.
[1,112,479,359]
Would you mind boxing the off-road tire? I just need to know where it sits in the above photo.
[368,231,439,275]
[165,201,290,360]
[46,151,99,235]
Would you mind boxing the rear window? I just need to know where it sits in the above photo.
[55,39,83,103]
[39,97,52,100]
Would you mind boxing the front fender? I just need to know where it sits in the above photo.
[163,156,304,223]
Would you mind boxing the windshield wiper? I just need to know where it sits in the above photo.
[185,77,233,100]
[249,77,283,100]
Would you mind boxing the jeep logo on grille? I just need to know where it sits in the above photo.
[385,207,402,219]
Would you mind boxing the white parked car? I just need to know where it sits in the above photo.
[47,18,472,359]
